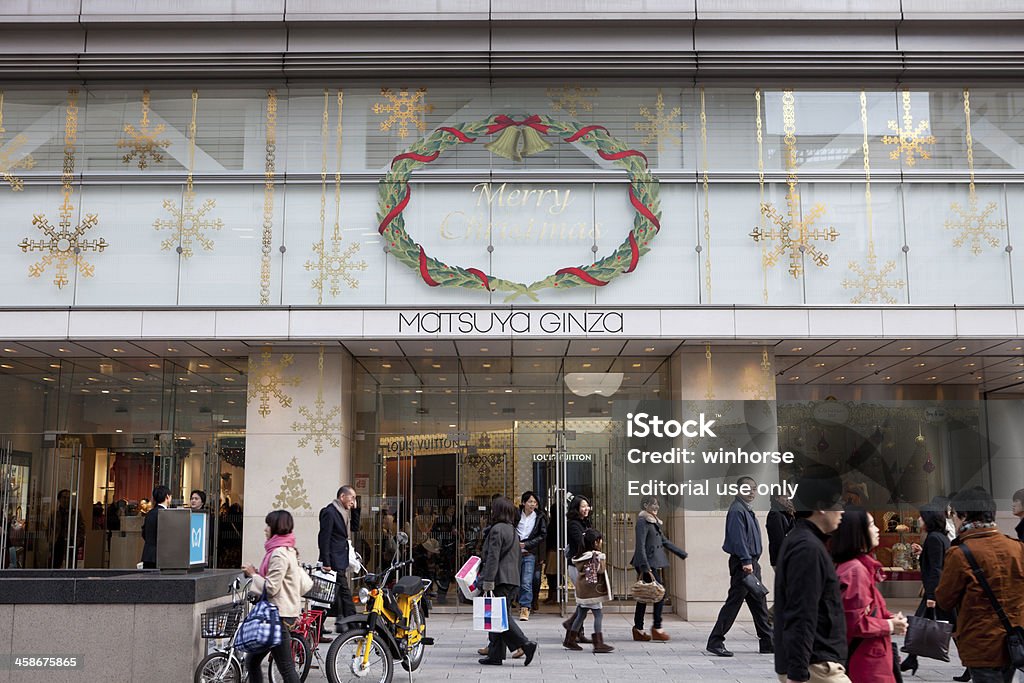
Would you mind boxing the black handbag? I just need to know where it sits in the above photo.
[903,606,952,662]
[960,541,1024,671]
[742,572,769,598]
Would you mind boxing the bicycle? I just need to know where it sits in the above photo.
[268,562,336,682]
[194,576,254,683]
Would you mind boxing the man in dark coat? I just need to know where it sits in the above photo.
[140,485,171,569]
[707,476,773,657]
[774,465,848,683]
[319,485,360,632]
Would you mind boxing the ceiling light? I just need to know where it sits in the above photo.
[48,363,60,369]
[381,363,392,369]
[0,364,11,369]
[482,363,491,368]
[369,347,379,352]
[450,401,456,405]
[115,429,122,433]
[1014,347,1022,351]
[846,347,857,352]
[224,377,236,382]
[914,363,926,367]
[966,363,976,367]
[928,376,937,380]
[788,376,800,381]
[480,347,488,352]
[590,347,600,352]
[582,363,592,368]
[424,347,433,352]
[131,377,143,382]
[167,347,178,352]
[87,377,98,381]
[567,400,575,405]
[791,347,803,352]
[835,376,846,380]
[431,363,441,369]
[632,363,642,368]
[448,424,456,428]
[439,377,447,381]
[865,363,876,367]
[415,389,423,393]
[101,389,110,394]
[882,376,892,380]
[80,388,89,393]
[489,401,496,405]
[2,348,14,353]
[58,347,71,353]
[814,363,826,368]
[198,363,210,369]
[505,389,513,393]
[955,346,967,351]
[148,363,160,369]
[112,348,124,353]
[190,389,198,393]
[533,363,540,368]
[42,377,55,382]
[900,346,913,351]
[644,347,655,352]
[221,419,230,423]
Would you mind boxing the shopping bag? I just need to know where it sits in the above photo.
[456,555,482,599]
[235,591,282,654]
[903,609,952,662]
[473,594,509,632]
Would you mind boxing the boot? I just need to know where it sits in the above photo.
[562,628,583,651]
[591,632,614,653]
[651,627,670,642]
[953,669,972,682]
[899,654,918,676]
[632,626,652,642]
[561,617,591,644]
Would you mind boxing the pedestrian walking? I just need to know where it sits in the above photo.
[766,494,795,568]
[514,491,546,621]
[570,529,614,653]
[900,502,954,676]
[242,510,313,683]
[630,495,677,642]
[774,464,850,683]
[1012,488,1024,542]
[318,485,360,632]
[707,476,773,657]
[477,496,538,667]
[832,507,907,683]
[563,495,594,647]
[936,487,1024,683]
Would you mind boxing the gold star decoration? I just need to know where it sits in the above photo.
[306,229,367,300]
[751,90,838,278]
[0,91,36,191]
[292,394,342,456]
[373,87,434,139]
[153,188,223,257]
[946,192,1005,255]
[752,195,837,278]
[247,348,301,418]
[20,199,107,289]
[635,89,688,152]
[273,456,312,511]
[843,244,905,304]
[881,89,935,167]
[547,85,599,118]
[117,90,170,170]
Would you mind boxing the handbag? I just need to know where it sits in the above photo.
[960,541,1024,671]
[630,574,666,603]
[235,589,283,654]
[903,606,952,662]
[742,572,769,598]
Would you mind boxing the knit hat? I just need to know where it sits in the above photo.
[791,464,844,512]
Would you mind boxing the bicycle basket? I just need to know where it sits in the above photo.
[305,574,337,605]
[201,604,244,639]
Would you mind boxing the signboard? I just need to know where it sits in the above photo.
[189,512,208,567]
[354,473,370,495]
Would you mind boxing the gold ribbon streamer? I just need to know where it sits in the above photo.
[260,89,278,305]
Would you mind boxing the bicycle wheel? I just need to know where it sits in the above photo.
[269,633,312,683]
[194,652,242,683]
[325,629,394,683]
[400,602,426,672]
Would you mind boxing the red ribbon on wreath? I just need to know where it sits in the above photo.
[485,115,551,135]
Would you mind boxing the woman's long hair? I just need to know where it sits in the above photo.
[830,506,872,564]
[567,495,592,527]
[490,496,516,526]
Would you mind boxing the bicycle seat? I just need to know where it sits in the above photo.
[393,575,424,596]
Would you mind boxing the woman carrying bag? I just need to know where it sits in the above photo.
[242,509,313,683]
[901,502,955,676]
[477,496,538,667]
[630,496,687,642]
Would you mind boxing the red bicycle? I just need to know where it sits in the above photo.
[268,563,336,682]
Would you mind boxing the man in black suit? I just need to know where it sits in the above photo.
[141,485,171,569]
[319,485,360,632]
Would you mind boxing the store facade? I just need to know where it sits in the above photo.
[2,2,1024,619]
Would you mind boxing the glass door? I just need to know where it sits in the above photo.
[48,438,84,568]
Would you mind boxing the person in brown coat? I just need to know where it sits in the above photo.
[936,487,1024,683]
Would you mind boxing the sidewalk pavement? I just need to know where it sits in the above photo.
[314,607,969,682]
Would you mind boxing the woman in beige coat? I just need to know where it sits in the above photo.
[243,510,313,683]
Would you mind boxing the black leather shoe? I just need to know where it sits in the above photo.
[706,645,734,657]
[478,658,502,666]
[952,669,972,682]
[521,641,538,667]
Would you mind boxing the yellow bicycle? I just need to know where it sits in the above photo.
[325,537,432,683]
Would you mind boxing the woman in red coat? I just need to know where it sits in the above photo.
[831,507,908,683]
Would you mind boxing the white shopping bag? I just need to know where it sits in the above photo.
[455,555,482,599]
[472,594,509,633]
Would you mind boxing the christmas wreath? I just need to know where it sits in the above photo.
[377,114,661,301]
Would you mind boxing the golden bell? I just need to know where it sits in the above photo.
[484,127,522,162]
[520,127,552,158]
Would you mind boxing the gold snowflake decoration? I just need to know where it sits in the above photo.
[19,197,107,289]
[635,89,688,152]
[305,229,368,301]
[751,193,838,278]
[373,87,434,139]
[153,188,223,258]
[946,192,1005,255]
[842,245,905,303]
[292,394,342,456]
[117,90,170,170]
[547,85,599,118]
[881,90,935,167]
[247,348,301,418]
[274,456,311,511]
[0,134,36,191]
